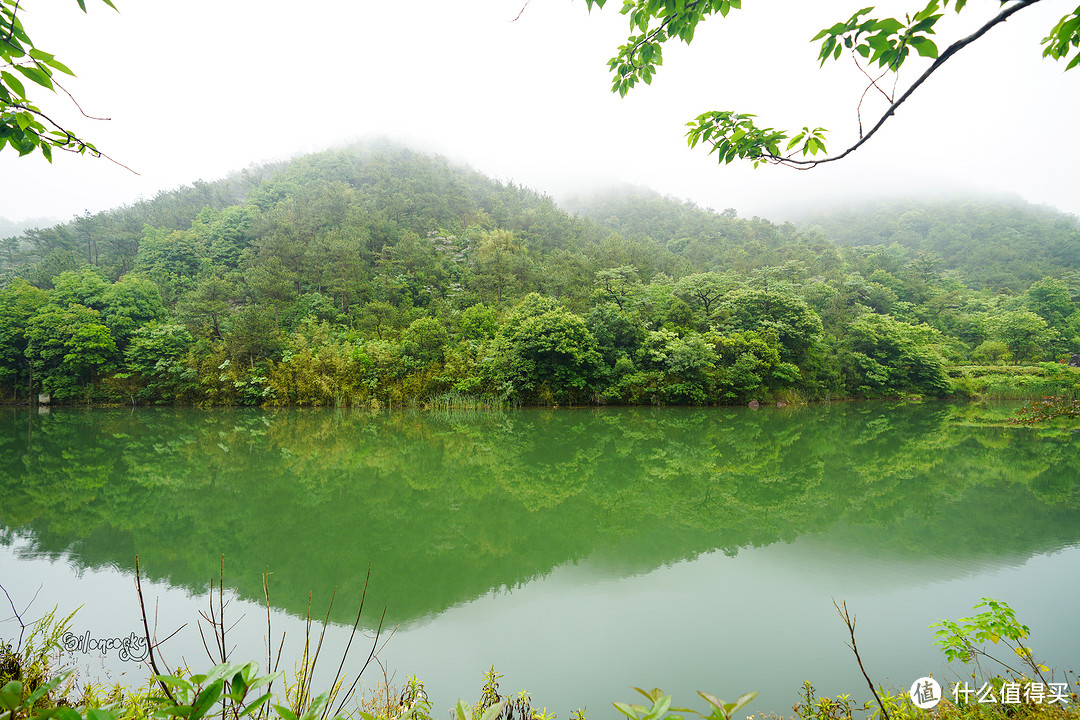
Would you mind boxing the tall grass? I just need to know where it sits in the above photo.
[950,364,1080,401]
[425,393,514,411]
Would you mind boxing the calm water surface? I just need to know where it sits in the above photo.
[2,403,1078,715]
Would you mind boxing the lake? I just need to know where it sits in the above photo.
[2,403,1078,716]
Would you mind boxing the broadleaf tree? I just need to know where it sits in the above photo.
[583,0,1080,168]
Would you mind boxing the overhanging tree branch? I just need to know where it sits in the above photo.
[771,0,1045,168]
[607,0,1063,168]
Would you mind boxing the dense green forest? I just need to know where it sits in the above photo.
[2,144,1079,407]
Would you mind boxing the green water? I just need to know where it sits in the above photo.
[2,403,1078,714]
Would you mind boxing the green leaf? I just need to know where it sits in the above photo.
[191,686,224,720]
[14,63,53,90]
[86,708,117,720]
[152,675,195,693]
[42,56,75,76]
[873,18,904,33]
[0,682,21,711]
[728,692,759,715]
[238,693,273,718]
[2,70,25,98]
[479,700,507,720]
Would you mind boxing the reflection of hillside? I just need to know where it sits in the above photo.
[1,404,1078,626]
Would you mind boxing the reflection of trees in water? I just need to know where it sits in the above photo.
[0,404,1078,626]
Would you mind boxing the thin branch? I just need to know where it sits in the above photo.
[834,600,889,720]
[0,582,36,651]
[219,555,227,664]
[767,0,1045,168]
[335,607,388,718]
[301,587,336,712]
[264,567,273,676]
[509,0,532,22]
[327,564,372,719]
[135,555,179,705]
[9,101,140,174]
[853,49,895,105]
[851,48,894,139]
[54,79,111,121]
[2,1,21,45]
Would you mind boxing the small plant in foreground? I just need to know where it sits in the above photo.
[792,681,869,720]
[931,598,1050,685]
[613,686,757,720]
[148,662,284,720]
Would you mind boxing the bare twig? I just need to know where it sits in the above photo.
[851,49,894,139]
[833,599,889,720]
[326,564,372,719]
[53,80,111,121]
[8,102,139,174]
[300,588,337,713]
[135,555,179,705]
[264,567,274,672]
[335,607,389,718]
[510,0,532,22]
[0,582,36,651]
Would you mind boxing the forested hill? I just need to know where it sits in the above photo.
[1,144,1079,407]
[800,199,1080,292]
[568,190,1080,293]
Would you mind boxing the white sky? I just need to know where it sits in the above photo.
[1,0,1078,225]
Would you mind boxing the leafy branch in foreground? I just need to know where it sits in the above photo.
[931,597,1051,685]
[0,0,129,167]
[588,0,1075,169]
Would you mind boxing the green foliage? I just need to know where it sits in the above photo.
[685,111,792,168]
[612,687,757,720]
[0,278,47,396]
[717,289,822,362]
[586,0,1075,167]
[490,294,603,404]
[0,0,115,161]
[1011,395,1080,425]
[791,681,868,720]
[931,598,1049,682]
[949,364,1080,401]
[842,314,951,397]
[3,148,1080,406]
[1042,7,1080,70]
[149,662,284,720]
[25,302,117,400]
[458,304,498,341]
[812,2,944,71]
[989,311,1059,364]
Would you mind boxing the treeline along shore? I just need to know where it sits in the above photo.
[2,144,1080,407]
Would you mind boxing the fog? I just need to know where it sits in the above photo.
[1,0,1077,226]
